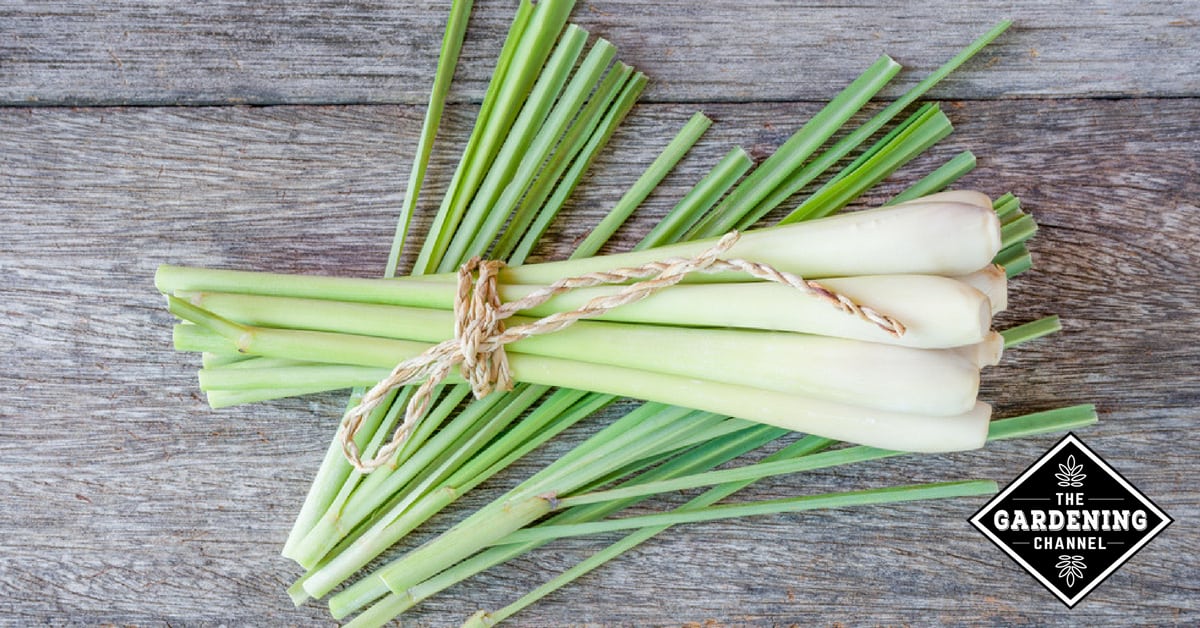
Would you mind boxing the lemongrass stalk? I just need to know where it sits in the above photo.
[995,243,1032,277]
[297,390,609,601]
[507,72,649,262]
[437,25,592,269]
[1001,315,1061,348]
[386,0,474,274]
[516,273,994,348]
[398,406,1095,628]
[157,198,1003,301]
[207,387,333,408]
[182,287,990,416]
[887,151,977,205]
[413,0,576,274]
[555,405,1097,509]
[486,63,637,260]
[1002,214,1038,249]
[288,386,499,568]
[573,111,712,257]
[635,147,754,251]
[781,106,954,224]
[183,266,994,347]
[200,352,253,368]
[502,480,999,547]
[444,34,613,268]
[332,407,731,617]
[685,55,902,237]
[207,356,312,370]
[193,319,982,416]
[343,425,797,625]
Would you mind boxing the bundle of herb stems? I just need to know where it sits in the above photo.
[160,1,1094,624]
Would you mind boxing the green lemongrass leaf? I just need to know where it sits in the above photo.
[1001,213,1039,249]
[557,407,1097,508]
[781,105,953,223]
[333,423,790,622]
[994,193,1022,220]
[573,111,712,257]
[995,242,1033,277]
[413,0,576,275]
[497,480,998,546]
[1001,316,1062,348]
[438,24,591,269]
[986,405,1097,440]
[887,150,977,205]
[511,71,652,262]
[509,72,649,263]
[298,389,607,602]
[489,63,637,260]
[686,54,902,237]
[735,102,934,229]
[635,147,754,250]
[449,33,613,267]
[386,0,474,276]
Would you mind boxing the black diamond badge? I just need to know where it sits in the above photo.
[970,433,1171,607]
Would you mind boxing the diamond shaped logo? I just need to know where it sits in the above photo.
[970,433,1171,607]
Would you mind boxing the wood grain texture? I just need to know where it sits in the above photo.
[2,1,1198,625]
[1,0,1198,105]
[1,97,1197,625]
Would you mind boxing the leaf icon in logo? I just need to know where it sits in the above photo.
[1055,454,1086,487]
[1056,555,1086,587]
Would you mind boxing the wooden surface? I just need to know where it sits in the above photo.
[1,1,1197,626]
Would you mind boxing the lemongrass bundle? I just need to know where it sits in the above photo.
[160,194,1006,454]
[154,3,1093,624]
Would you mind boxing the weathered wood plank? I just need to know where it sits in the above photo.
[2,0,1198,106]
[0,99,1196,625]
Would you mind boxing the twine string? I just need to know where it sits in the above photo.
[337,231,905,472]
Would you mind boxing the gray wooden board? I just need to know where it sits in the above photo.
[1,0,1198,106]
[1,1,1198,626]
[1,98,1197,625]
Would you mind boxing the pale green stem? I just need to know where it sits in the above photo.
[635,147,753,250]
[437,25,592,270]
[508,72,649,262]
[685,55,902,237]
[413,0,576,274]
[573,111,712,257]
[486,63,637,260]
[386,0,474,276]
[888,151,977,205]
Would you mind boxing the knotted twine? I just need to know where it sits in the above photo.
[337,231,906,472]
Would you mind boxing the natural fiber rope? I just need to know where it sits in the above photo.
[337,231,905,472]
